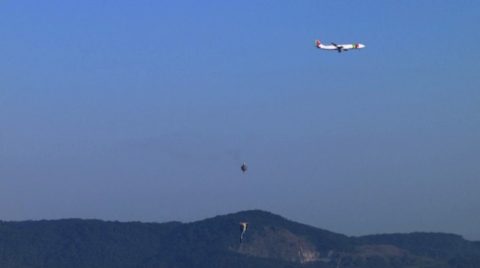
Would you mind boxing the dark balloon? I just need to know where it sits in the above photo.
[241,162,247,173]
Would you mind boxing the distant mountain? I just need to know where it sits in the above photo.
[0,210,478,267]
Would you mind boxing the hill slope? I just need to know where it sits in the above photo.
[0,210,478,267]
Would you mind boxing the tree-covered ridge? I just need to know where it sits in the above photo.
[0,210,478,267]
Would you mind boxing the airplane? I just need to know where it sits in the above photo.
[315,40,365,53]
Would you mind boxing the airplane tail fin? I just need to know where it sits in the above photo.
[315,40,321,48]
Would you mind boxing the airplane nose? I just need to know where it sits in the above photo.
[359,44,365,48]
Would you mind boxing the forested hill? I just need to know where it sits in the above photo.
[0,210,478,268]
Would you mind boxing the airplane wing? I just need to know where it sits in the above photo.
[331,43,344,52]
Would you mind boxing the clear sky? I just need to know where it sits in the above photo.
[1,1,479,240]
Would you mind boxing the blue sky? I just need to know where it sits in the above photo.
[1,1,480,239]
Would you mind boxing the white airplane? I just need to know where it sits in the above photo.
[315,40,365,53]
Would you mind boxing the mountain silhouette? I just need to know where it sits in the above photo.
[0,210,478,267]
